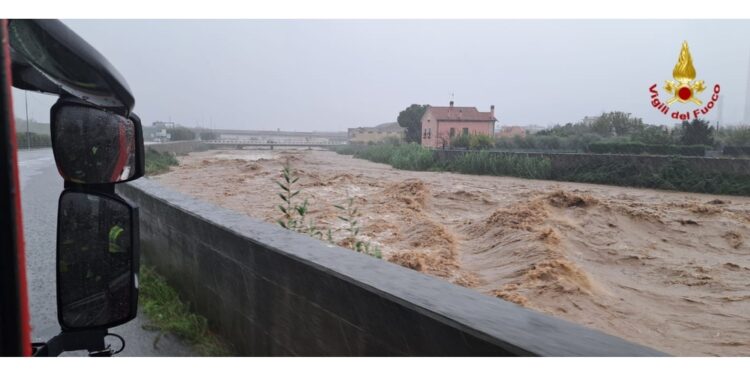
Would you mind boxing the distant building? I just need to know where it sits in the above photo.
[152,128,171,143]
[348,122,405,144]
[153,121,178,129]
[496,126,526,139]
[420,102,497,148]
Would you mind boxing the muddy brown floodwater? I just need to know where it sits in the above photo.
[151,148,750,356]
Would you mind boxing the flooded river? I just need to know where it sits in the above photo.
[151,148,750,356]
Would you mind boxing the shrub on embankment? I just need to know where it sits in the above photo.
[444,150,552,179]
[344,144,552,179]
[145,148,179,175]
[335,144,750,196]
[559,157,750,196]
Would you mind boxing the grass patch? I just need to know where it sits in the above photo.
[145,149,179,175]
[139,266,232,356]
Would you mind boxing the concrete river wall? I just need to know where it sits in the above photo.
[117,179,664,356]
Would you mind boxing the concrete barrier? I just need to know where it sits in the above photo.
[145,141,208,155]
[117,179,664,356]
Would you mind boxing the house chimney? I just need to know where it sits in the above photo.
[449,100,454,107]
[491,105,495,116]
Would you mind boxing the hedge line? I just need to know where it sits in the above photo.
[723,146,750,157]
[558,157,750,196]
[588,142,707,156]
[335,144,750,196]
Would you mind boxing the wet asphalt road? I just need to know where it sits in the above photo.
[18,148,195,356]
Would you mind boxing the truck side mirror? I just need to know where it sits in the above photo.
[8,19,135,111]
[56,190,139,331]
[51,98,144,184]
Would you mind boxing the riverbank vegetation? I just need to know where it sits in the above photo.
[334,143,750,196]
[140,266,232,356]
[145,149,179,175]
[499,113,720,154]
[343,143,551,179]
[391,108,750,155]
[275,162,382,258]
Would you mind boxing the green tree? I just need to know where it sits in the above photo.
[538,122,591,137]
[631,125,673,145]
[591,112,644,137]
[397,104,428,144]
[680,119,714,146]
[718,126,750,147]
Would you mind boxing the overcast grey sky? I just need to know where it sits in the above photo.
[12,20,750,131]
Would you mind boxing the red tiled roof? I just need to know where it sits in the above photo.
[426,106,497,122]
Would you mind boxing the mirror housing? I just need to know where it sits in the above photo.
[51,98,144,184]
[56,190,139,331]
[8,19,134,112]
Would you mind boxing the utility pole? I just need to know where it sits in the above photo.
[24,90,30,149]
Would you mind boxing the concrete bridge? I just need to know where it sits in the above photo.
[204,139,347,150]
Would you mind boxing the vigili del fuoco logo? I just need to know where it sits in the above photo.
[648,41,720,120]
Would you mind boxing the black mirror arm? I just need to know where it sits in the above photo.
[63,181,116,194]
[31,329,114,357]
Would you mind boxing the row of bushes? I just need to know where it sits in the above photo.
[445,151,552,179]
[348,144,552,179]
[588,142,708,156]
[723,146,750,157]
[494,134,602,152]
[449,134,495,150]
[335,144,750,196]
[561,157,750,196]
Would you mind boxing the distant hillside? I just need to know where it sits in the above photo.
[14,118,50,135]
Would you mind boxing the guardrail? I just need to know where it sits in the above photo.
[118,179,665,356]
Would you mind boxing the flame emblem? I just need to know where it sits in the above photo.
[664,41,706,105]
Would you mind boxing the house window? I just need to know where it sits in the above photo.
[423,129,427,138]
[462,128,469,135]
[450,128,456,137]
[428,128,431,139]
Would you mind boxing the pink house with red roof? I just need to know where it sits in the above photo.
[420,101,497,148]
